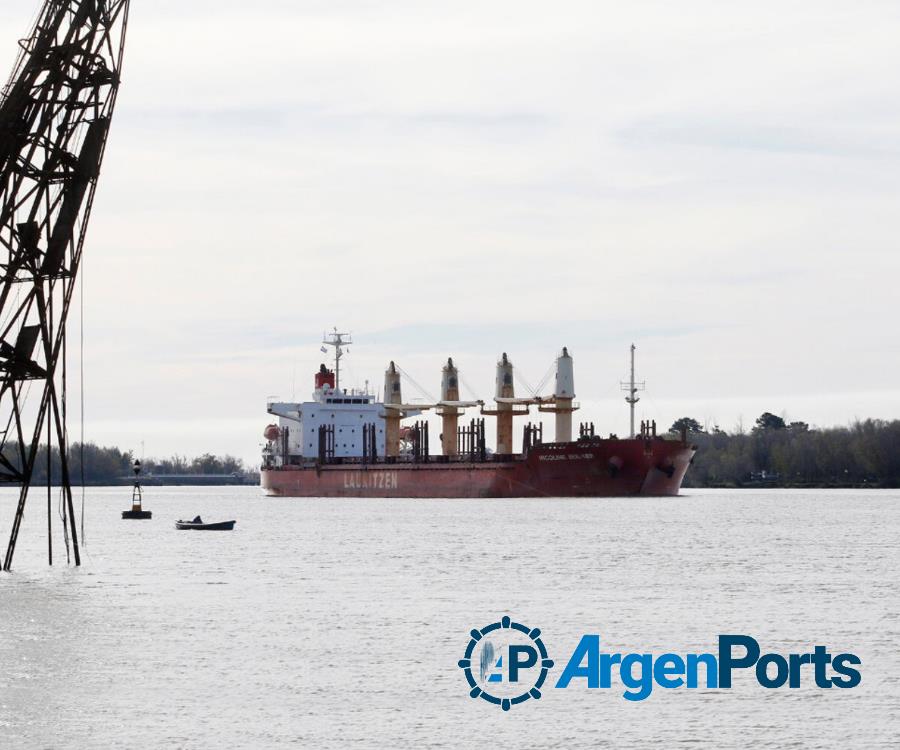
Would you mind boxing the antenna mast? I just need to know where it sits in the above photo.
[322,328,352,392]
[620,344,645,439]
[0,0,132,570]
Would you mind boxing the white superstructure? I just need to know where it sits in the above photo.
[267,370,385,463]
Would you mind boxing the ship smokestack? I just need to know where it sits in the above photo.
[440,357,460,456]
[554,347,575,442]
[495,353,515,454]
[383,361,402,457]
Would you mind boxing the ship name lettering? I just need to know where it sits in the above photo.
[343,471,397,490]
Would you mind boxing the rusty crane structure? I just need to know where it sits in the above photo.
[0,0,130,570]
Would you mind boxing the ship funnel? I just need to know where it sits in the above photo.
[382,361,403,457]
[554,347,575,442]
[440,357,460,456]
[315,363,335,392]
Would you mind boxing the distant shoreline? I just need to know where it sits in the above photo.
[3,477,259,489]
[685,482,897,490]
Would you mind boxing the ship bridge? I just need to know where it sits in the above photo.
[267,363,386,461]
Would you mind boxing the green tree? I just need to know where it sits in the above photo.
[669,417,704,434]
[754,412,786,431]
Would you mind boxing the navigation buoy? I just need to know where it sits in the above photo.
[122,460,152,519]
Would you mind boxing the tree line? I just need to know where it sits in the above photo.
[3,416,896,488]
[1,443,249,485]
[671,414,900,488]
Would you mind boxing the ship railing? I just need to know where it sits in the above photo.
[281,452,533,467]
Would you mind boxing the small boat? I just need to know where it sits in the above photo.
[175,516,236,531]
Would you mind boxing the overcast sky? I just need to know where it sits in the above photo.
[2,0,899,465]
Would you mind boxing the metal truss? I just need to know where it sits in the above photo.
[0,0,130,570]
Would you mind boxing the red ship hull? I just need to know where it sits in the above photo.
[261,439,695,498]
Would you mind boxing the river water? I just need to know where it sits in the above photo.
[1,487,898,748]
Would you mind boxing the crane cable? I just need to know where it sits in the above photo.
[394,364,437,404]
[514,368,537,397]
[457,370,481,402]
[79,261,85,546]
[534,359,556,396]
[59,325,71,564]
[513,358,556,399]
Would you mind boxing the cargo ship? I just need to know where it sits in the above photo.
[260,332,695,497]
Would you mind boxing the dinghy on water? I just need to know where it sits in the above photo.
[175,516,236,531]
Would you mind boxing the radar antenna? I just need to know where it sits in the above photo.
[321,328,352,392]
[0,0,132,570]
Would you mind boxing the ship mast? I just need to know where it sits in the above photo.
[322,328,352,392]
[0,0,132,570]
[620,344,645,439]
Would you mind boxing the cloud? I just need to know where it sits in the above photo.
[619,116,900,160]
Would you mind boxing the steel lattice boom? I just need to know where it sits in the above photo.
[0,0,130,570]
